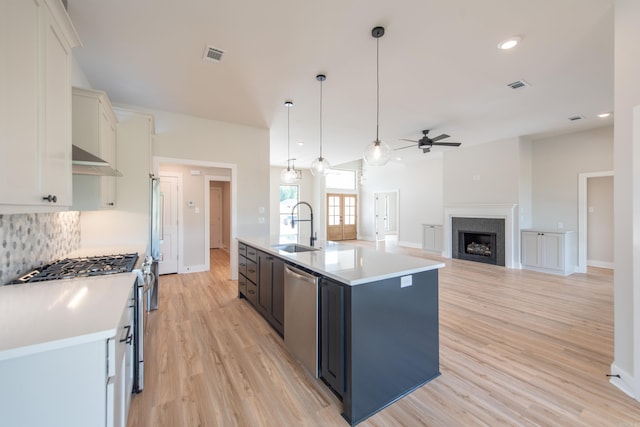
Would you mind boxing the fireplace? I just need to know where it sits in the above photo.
[458,231,497,265]
[451,217,506,266]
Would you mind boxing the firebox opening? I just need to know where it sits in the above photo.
[458,231,498,265]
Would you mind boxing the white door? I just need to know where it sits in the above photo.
[159,175,178,275]
[373,193,388,242]
[210,187,222,249]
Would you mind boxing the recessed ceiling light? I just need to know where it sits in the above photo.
[597,112,612,118]
[498,37,521,50]
[297,141,304,146]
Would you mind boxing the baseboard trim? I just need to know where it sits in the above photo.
[587,259,614,269]
[398,241,422,249]
[180,264,207,274]
[609,362,636,399]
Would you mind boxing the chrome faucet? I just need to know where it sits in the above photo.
[291,201,316,247]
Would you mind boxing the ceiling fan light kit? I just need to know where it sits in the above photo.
[497,36,521,50]
[363,26,392,166]
[311,74,331,176]
[280,100,299,183]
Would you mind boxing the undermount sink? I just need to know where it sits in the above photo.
[272,244,318,253]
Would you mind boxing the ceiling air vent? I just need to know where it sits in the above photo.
[507,80,530,90]
[568,115,584,121]
[203,45,224,62]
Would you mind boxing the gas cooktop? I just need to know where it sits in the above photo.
[11,253,139,284]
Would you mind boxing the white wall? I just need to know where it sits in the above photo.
[443,137,521,205]
[612,0,640,398]
[360,155,443,246]
[531,126,613,233]
[519,139,533,229]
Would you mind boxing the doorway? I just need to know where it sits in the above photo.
[577,170,614,273]
[209,186,222,249]
[373,191,398,242]
[326,193,357,241]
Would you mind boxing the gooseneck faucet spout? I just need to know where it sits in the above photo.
[291,201,316,247]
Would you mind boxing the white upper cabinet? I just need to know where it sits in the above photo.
[72,87,118,210]
[0,0,80,213]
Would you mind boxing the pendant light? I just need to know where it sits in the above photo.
[280,100,298,183]
[363,26,391,166]
[310,74,331,176]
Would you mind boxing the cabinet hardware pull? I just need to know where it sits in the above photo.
[42,194,57,203]
[120,325,133,345]
[107,202,115,206]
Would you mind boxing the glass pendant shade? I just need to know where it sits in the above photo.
[310,156,331,176]
[280,166,297,183]
[364,139,391,166]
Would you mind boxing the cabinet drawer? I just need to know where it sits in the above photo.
[238,275,247,296]
[246,246,258,262]
[246,259,258,283]
[239,243,247,258]
[239,255,248,277]
[246,281,258,305]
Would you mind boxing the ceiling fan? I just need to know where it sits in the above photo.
[396,130,462,153]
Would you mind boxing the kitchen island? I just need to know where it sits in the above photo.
[238,237,444,426]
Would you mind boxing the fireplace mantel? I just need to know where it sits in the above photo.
[443,204,518,268]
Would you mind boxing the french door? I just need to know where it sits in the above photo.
[326,194,357,241]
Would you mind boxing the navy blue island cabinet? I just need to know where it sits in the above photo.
[319,270,440,426]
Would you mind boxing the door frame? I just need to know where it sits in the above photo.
[154,157,238,280]
[577,170,614,273]
[372,190,399,242]
[326,193,358,241]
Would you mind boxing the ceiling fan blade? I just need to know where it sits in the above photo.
[394,144,416,151]
[399,138,418,143]
[432,142,462,146]
[430,134,450,142]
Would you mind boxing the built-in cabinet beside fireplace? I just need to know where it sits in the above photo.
[521,229,576,276]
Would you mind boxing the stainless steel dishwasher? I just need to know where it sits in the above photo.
[284,264,318,377]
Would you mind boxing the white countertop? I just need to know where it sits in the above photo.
[0,272,136,361]
[238,237,445,286]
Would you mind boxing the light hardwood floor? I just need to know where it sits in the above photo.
[127,242,640,427]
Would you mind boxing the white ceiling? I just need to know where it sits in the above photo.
[67,0,614,168]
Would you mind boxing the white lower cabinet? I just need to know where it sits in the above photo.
[422,224,443,253]
[521,230,576,275]
[0,287,134,427]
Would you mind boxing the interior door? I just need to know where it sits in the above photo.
[209,186,222,249]
[159,175,178,275]
[326,194,357,241]
[374,194,387,242]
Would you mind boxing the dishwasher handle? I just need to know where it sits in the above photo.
[284,265,317,284]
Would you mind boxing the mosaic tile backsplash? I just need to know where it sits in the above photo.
[0,212,81,285]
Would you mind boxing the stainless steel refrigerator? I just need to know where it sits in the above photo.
[148,174,160,311]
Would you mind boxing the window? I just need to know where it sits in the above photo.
[326,169,356,190]
[279,185,299,238]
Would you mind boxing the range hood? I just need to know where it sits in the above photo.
[72,145,122,177]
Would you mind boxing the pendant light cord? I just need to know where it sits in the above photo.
[376,36,380,142]
[319,78,323,159]
[287,104,291,168]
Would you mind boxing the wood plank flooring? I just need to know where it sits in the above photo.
[127,242,640,427]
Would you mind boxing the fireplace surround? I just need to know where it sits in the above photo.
[443,204,518,268]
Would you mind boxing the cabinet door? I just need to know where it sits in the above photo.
[271,257,285,334]
[100,105,117,208]
[0,0,41,206]
[320,278,345,396]
[541,233,563,271]
[42,5,73,206]
[257,251,273,318]
[521,232,540,267]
